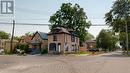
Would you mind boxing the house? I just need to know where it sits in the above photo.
[81,40,96,51]
[19,36,32,44]
[48,27,79,54]
[0,39,18,53]
[19,36,32,48]
[0,39,2,49]
[30,31,48,54]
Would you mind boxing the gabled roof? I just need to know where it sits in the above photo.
[48,27,78,37]
[19,36,32,43]
[48,27,70,34]
[48,27,74,34]
[38,32,48,40]
[32,31,48,40]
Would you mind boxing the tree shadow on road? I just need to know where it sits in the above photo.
[101,52,129,57]
[101,54,125,57]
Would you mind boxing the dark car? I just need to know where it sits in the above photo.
[88,48,99,52]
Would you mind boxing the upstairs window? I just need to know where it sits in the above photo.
[71,35,75,42]
[76,37,78,43]
[53,34,57,41]
[65,34,67,42]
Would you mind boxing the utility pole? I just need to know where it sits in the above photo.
[10,20,15,53]
[125,22,129,54]
[124,0,129,54]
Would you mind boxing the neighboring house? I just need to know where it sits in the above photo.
[82,40,96,51]
[30,31,48,54]
[0,39,18,53]
[19,36,32,48]
[48,27,79,54]
[0,39,2,49]
[19,36,32,44]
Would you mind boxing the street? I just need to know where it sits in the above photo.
[0,51,130,73]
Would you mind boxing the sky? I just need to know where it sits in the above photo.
[0,0,115,38]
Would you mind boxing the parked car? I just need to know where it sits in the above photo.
[88,48,99,52]
[0,49,4,54]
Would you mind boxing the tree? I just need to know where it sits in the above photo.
[96,29,118,51]
[25,32,34,36]
[105,0,130,53]
[49,3,91,43]
[119,32,130,50]
[86,32,94,40]
[17,44,29,53]
[14,36,21,41]
[0,31,10,39]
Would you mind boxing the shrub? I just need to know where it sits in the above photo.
[17,44,29,53]
[41,45,48,54]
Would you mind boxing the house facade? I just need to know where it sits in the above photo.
[81,40,96,51]
[30,31,48,53]
[48,27,79,54]
[19,36,32,48]
[0,39,2,49]
[0,39,18,53]
[19,36,32,44]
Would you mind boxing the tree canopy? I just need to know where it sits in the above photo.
[25,32,34,36]
[105,0,130,32]
[86,32,94,40]
[49,3,91,43]
[14,36,21,41]
[0,31,10,39]
[105,0,130,53]
[96,29,118,51]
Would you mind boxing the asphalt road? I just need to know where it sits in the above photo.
[0,51,130,73]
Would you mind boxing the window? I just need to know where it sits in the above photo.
[71,35,75,42]
[65,34,67,42]
[53,34,57,41]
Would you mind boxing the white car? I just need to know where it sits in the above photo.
[0,49,4,54]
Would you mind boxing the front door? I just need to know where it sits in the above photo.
[49,43,56,52]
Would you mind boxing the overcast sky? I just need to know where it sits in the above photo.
[0,0,115,38]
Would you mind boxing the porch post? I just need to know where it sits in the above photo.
[58,44,61,53]
[48,43,49,53]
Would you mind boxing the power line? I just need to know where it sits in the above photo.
[0,18,105,21]
[0,22,49,26]
[0,22,108,26]
[0,18,48,20]
[16,7,52,15]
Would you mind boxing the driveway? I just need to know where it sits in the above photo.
[0,51,130,73]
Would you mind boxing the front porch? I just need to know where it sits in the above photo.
[30,41,42,54]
